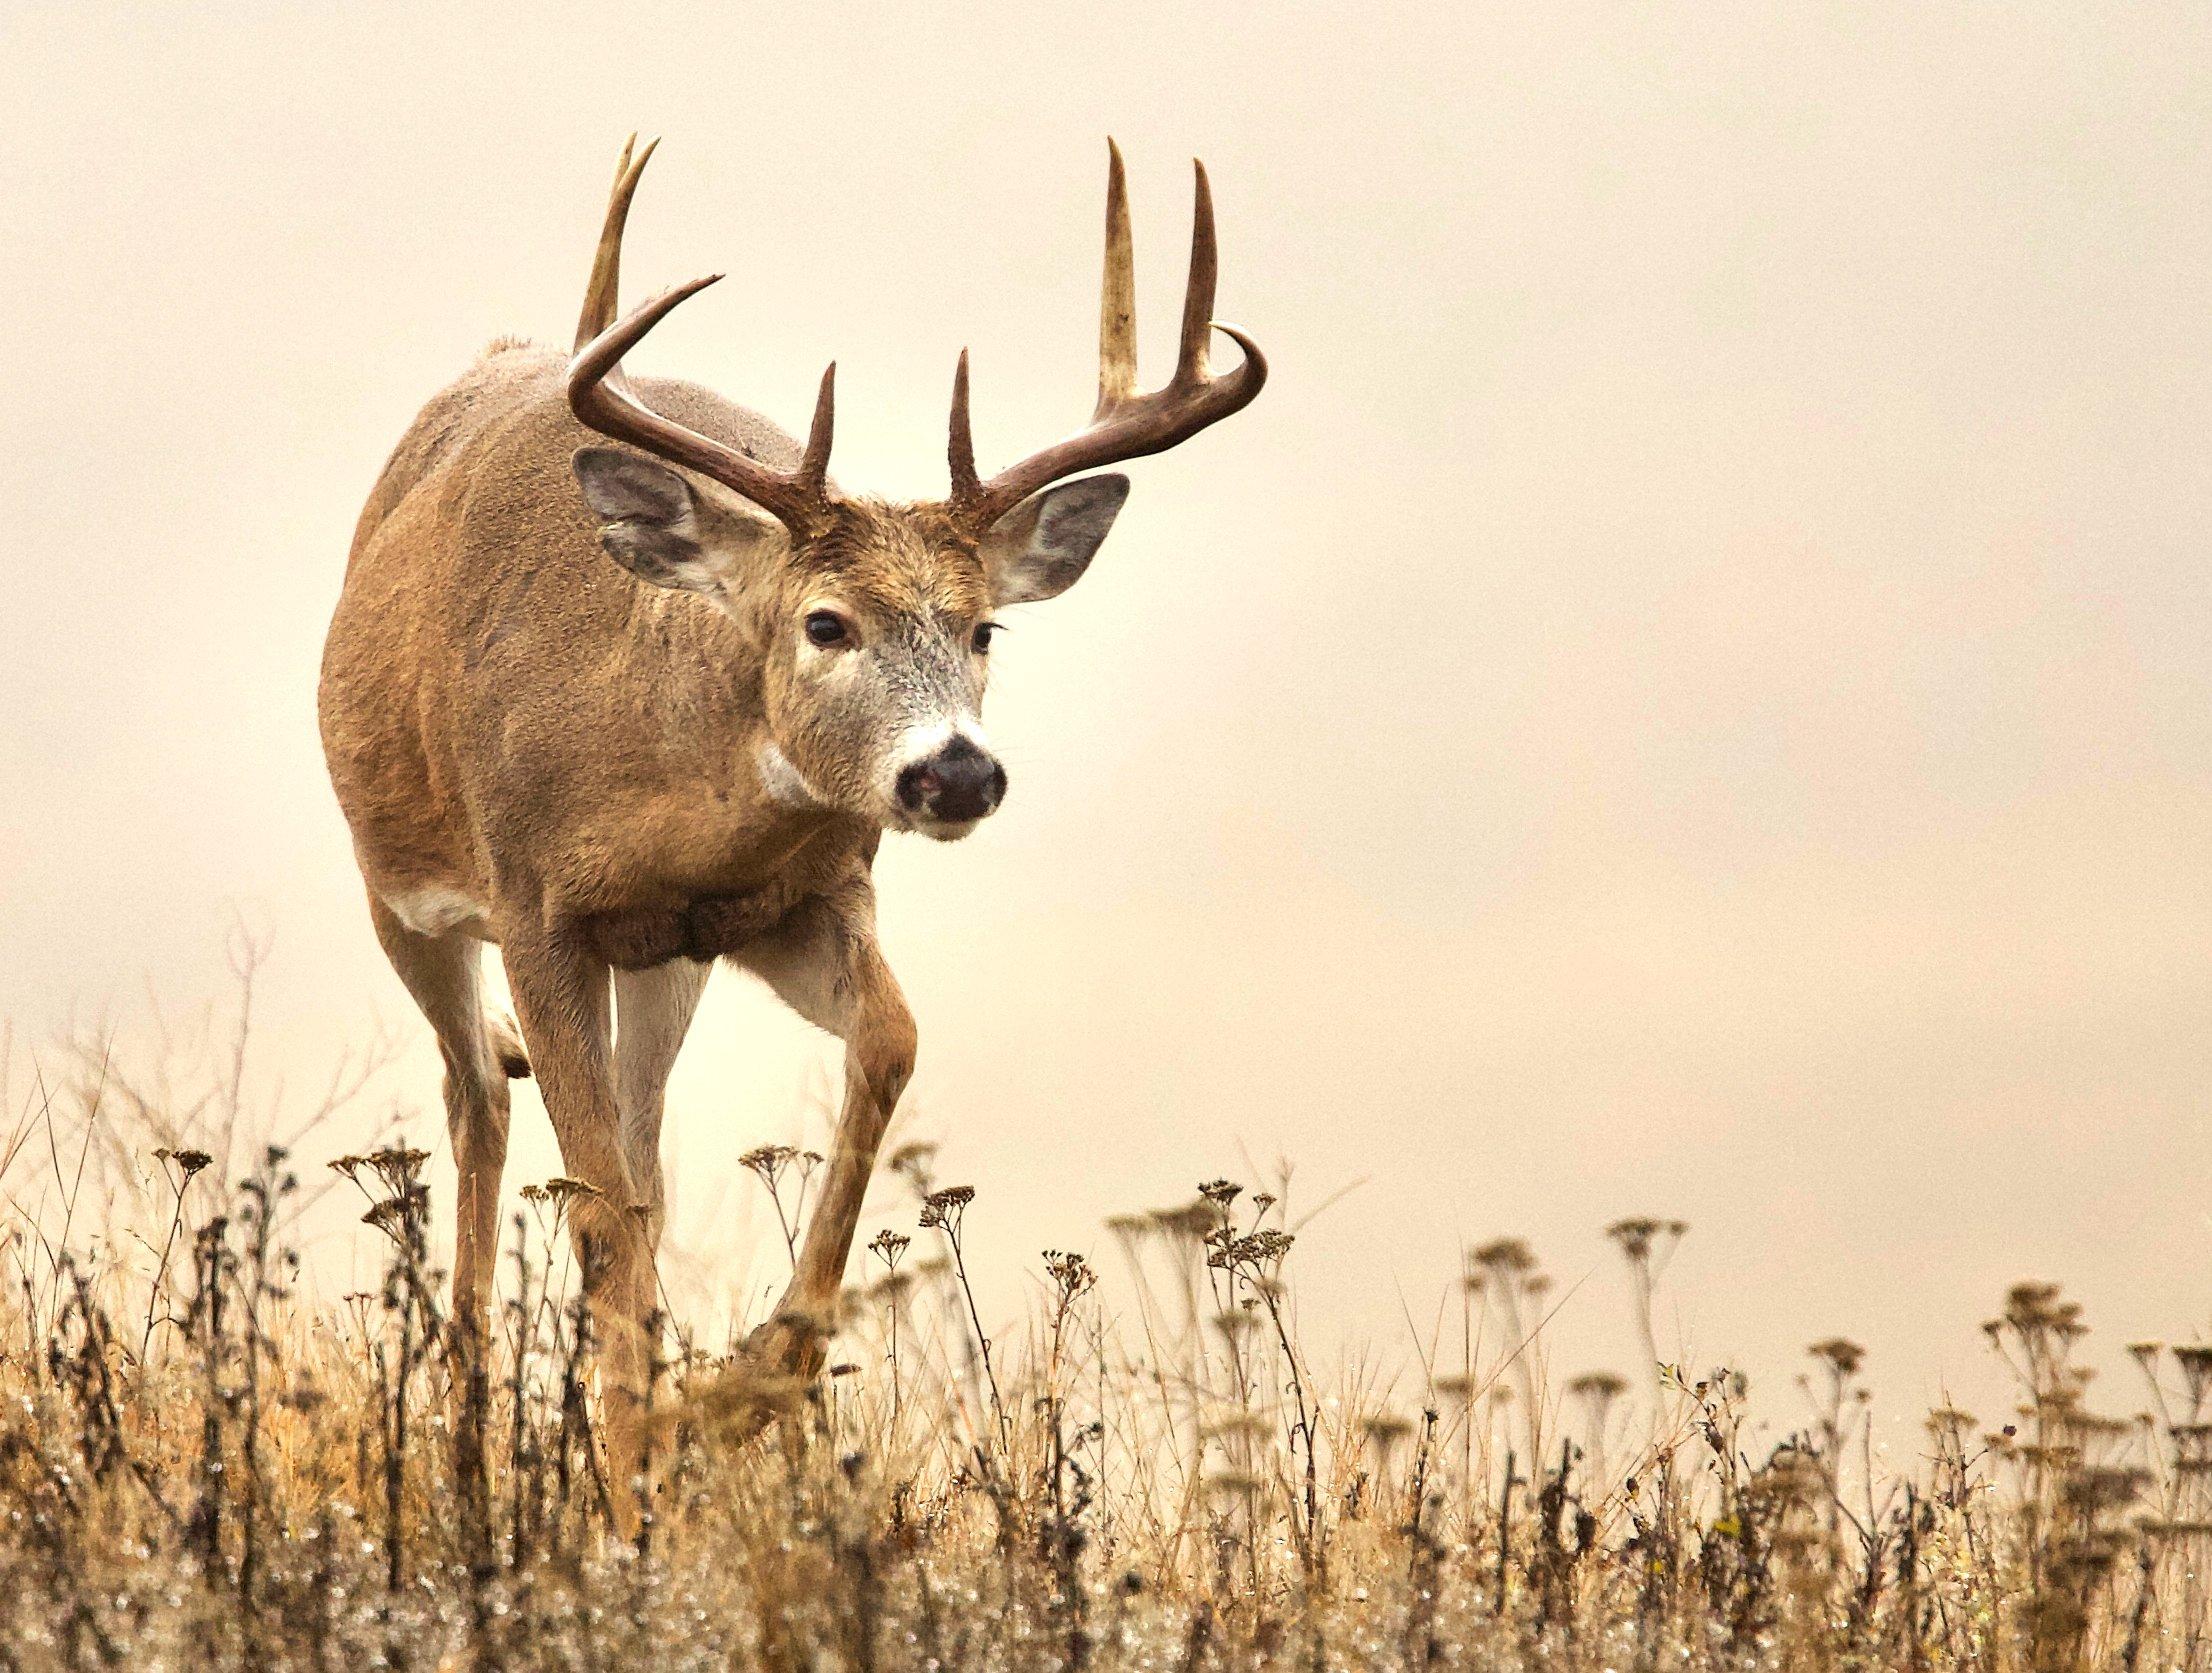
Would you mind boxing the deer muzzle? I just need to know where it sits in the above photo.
[894,733,1006,831]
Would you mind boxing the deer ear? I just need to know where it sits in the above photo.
[572,447,782,594]
[980,474,1129,606]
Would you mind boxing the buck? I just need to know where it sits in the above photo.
[317,137,1266,1533]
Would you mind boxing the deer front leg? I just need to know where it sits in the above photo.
[737,895,915,1381]
[498,926,656,1539]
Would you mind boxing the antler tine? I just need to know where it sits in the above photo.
[947,145,1267,529]
[574,134,661,355]
[569,274,835,531]
[1097,139,1138,415]
[799,363,836,491]
[948,349,980,500]
[1174,159,1217,387]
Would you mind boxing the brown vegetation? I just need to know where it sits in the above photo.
[1,982,2204,1670]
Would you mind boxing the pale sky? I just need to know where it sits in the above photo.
[4,2,2208,1448]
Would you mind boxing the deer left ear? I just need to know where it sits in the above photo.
[980,474,1130,606]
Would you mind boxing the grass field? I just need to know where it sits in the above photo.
[2,991,2205,1671]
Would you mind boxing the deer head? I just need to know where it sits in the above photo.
[565,138,1267,840]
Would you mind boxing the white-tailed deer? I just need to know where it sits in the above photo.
[317,137,1266,1533]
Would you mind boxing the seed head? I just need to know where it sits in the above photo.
[919,1184,975,1232]
[1471,1237,1537,1276]
[1607,1217,1660,1259]
[1809,1337,1866,1378]
[361,1146,430,1195]
[1211,1308,1256,1346]
[155,1147,214,1182]
[1362,1413,1414,1448]
[887,1141,939,1194]
[740,1144,799,1184]
[1569,1370,1629,1401]
[2173,1345,2212,1403]
[1043,1249,1096,1302]
[1149,1201,1217,1243]
[1205,1228,1294,1274]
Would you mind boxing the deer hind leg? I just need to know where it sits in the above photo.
[498,927,655,1539]
[367,893,512,1348]
[732,895,916,1381]
[613,959,711,1264]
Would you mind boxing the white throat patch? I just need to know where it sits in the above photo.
[757,741,825,810]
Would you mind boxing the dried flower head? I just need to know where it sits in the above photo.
[919,1184,976,1232]
[1150,1201,1216,1243]
[361,1186,430,1244]
[1043,1249,1096,1303]
[1809,1337,1866,1377]
[1204,1470,1263,1502]
[1925,1404,1976,1441]
[1471,1237,1537,1276]
[154,1147,214,1182]
[359,1146,430,1197]
[1211,1308,1257,1346]
[871,1268,914,1304]
[1201,1410,1272,1443]
[1361,1413,1414,1449]
[1434,1372,1477,1404]
[740,1144,799,1184]
[1205,1228,1294,1275]
[887,1141,939,1195]
[1607,1217,1661,1259]
[2173,1344,2212,1403]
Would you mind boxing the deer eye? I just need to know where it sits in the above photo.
[971,622,1001,654]
[803,610,852,649]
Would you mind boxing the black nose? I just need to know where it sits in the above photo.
[896,735,1007,823]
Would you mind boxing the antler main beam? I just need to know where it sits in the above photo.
[566,137,837,533]
[947,140,1269,531]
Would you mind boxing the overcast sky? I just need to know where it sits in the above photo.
[4,2,2208,1451]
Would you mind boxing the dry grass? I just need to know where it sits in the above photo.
[2,976,2208,1671]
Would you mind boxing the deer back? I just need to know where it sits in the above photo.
[320,342,842,926]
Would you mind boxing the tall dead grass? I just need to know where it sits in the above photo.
[1,960,2204,1670]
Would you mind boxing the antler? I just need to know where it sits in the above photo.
[947,141,1268,530]
[567,138,837,532]
[574,134,657,354]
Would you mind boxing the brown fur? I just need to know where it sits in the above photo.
[319,138,1262,1542]
[320,347,958,1535]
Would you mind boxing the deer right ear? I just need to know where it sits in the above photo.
[572,447,782,594]
[573,448,715,590]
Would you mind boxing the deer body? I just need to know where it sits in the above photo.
[318,139,1264,1537]
[327,350,861,942]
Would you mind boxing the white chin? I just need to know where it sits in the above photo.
[902,813,982,843]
